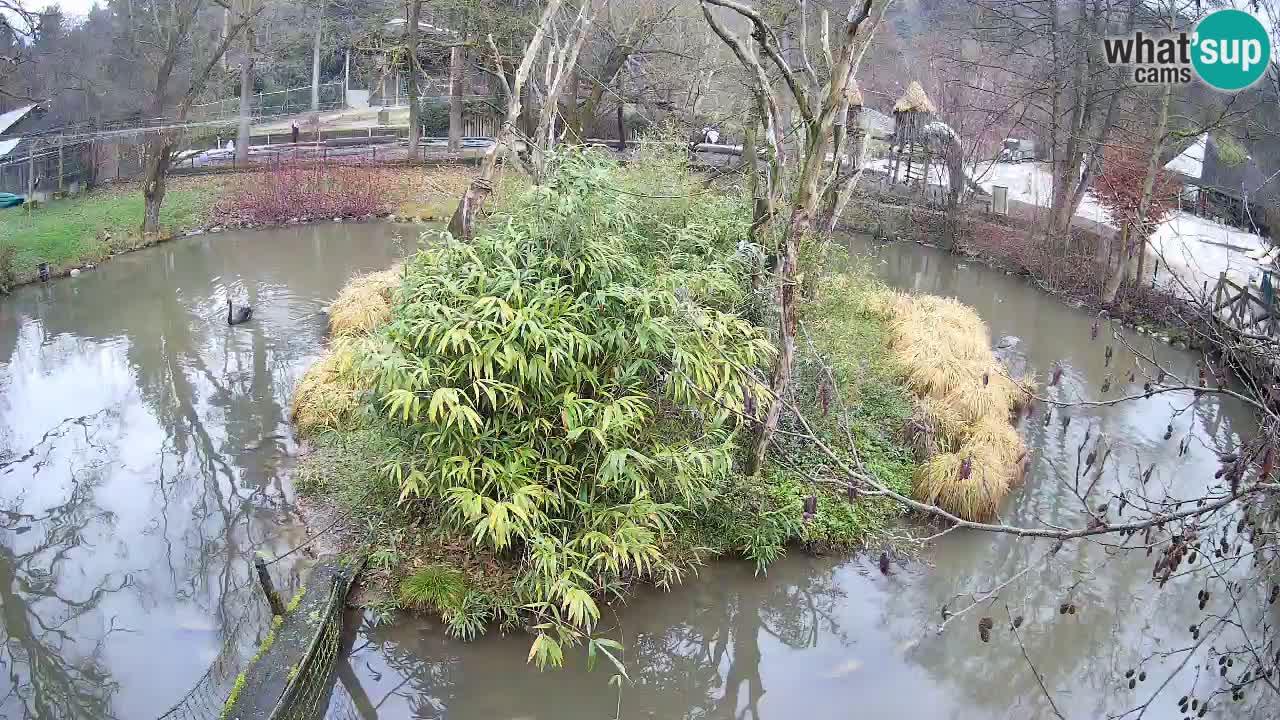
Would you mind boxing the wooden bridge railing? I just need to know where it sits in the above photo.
[1212,271,1277,338]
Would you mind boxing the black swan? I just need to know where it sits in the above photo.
[227,298,253,326]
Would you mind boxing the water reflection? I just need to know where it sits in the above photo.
[0,223,422,719]
[339,236,1263,720]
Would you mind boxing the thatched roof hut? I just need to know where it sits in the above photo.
[893,81,937,114]
[892,81,936,147]
[846,78,864,108]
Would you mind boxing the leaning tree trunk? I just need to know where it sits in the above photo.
[749,135,828,476]
[1102,82,1172,306]
[1101,225,1131,305]
[449,1,563,239]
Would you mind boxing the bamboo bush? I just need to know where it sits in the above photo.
[349,151,773,665]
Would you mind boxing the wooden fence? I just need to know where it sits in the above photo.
[1212,271,1277,338]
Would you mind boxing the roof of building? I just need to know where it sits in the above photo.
[846,78,864,107]
[0,138,21,159]
[0,105,38,136]
[858,107,894,137]
[1164,133,1206,178]
[1167,133,1279,205]
[893,81,936,114]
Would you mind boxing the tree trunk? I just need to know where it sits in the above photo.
[448,43,464,152]
[750,210,804,475]
[1102,77,1172,306]
[749,135,828,475]
[449,1,564,239]
[406,0,422,160]
[142,136,172,236]
[823,129,869,233]
[311,0,325,111]
[1101,225,1130,305]
[742,104,759,207]
[615,101,625,151]
[236,23,254,166]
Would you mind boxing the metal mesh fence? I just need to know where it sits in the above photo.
[153,613,251,720]
[190,82,347,122]
[268,567,358,720]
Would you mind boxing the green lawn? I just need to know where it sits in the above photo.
[0,179,221,288]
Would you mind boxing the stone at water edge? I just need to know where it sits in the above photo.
[69,269,80,277]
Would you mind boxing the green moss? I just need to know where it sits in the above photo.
[285,587,306,613]
[221,673,247,719]
[1213,133,1247,167]
[223,612,286,716]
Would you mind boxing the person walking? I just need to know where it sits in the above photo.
[291,121,300,145]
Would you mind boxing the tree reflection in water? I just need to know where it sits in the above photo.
[345,559,848,720]
[0,469,127,719]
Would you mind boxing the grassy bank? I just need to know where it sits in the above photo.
[0,165,476,292]
[290,150,968,666]
[0,177,225,288]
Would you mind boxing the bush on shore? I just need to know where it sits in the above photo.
[215,161,397,224]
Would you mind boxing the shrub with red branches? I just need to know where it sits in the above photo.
[215,161,397,224]
[1092,144,1182,233]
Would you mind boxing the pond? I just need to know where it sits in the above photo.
[0,225,1262,720]
[0,222,422,720]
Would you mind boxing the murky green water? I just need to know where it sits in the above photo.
[0,223,422,719]
[1,226,1265,720]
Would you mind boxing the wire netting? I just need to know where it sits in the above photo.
[269,568,358,720]
[153,614,251,720]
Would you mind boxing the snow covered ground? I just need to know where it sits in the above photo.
[870,157,1275,300]
[1149,212,1272,300]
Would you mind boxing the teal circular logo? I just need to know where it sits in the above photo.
[1192,10,1271,91]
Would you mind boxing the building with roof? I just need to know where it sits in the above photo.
[1164,132,1278,236]
[0,103,96,199]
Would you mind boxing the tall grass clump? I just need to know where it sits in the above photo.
[871,291,1028,521]
[348,151,772,665]
[328,265,403,338]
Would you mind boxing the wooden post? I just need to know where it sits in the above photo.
[57,137,64,193]
[254,555,286,615]
[1214,272,1225,313]
[27,142,35,211]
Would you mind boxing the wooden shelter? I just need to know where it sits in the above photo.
[889,81,936,188]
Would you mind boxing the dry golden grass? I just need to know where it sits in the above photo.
[876,290,1028,521]
[915,445,1011,522]
[329,265,402,338]
[291,344,362,434]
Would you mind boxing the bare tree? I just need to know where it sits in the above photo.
[406,0,423,159]
[311,0,328,111]
[0,0,39,103]
[127,0,259,234]
[448,0,564,239]
[700,0,893,474]
[235,0,260,165]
